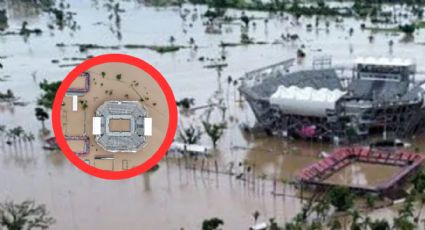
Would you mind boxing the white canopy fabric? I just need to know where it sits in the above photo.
[92,117,102,135]
[269,86,346,117]
[170,142,210,154]
[144,118,152,136]
[72,95,78,111]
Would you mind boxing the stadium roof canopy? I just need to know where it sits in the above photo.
[94,101,148,153]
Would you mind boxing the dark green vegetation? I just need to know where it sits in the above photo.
[0,89,15,102]
[0,125,35,146]
[35,107,49,131]
[56,43,185,54]
[0,200,55,230]
[197,0,351,17]
[201,217,224,230]
[38,80,61,109]
[179,125,202,144]
[0,9,8,30]
[190,168,425,229]
[79,99,88,110]
[202,121,226,148]
[176,97,195,110]
[328,186,354,212]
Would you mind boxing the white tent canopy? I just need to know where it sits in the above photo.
[144,118,152,136]
[92,117,102,135]
[269,85,346,117]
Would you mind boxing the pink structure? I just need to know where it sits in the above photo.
[297,147,425,192]
[65,135,90,156]
[66,72,90,94]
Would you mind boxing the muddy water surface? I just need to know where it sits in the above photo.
[2,0,425,229]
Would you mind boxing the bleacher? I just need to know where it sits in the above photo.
[297,147,425,192]
[94,101,148,152]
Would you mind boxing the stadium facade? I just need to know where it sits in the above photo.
[239,57,425,143]
[93,101,148,152]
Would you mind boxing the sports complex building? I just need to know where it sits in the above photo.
[239,57,425,143]
[92,101,152,153]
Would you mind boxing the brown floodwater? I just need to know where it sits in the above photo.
[1,0,425,229]
[325,162,401,187]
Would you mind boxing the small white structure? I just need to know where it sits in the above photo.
[169,142,210,156]
[269,85,346,117]
[250,222,268,230]
[92,117,102,135]
[72,95,78,111]
[144,118,152,136]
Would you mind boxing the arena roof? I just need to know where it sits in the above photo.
[270,86,346,117]
[94,101,148,153]
[241,69,342,100]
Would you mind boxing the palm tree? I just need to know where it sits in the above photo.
[0,200,55,230]
[116,74,122,81]
[35,107,49,131]
[179,125,202,144]
[101,71,106,78]
[202,121,226,148]
[169,35,175,46]
[201,218,223,230]
[252,210,260,224]
[9,126,24,145]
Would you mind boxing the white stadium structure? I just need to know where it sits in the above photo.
[92,101,152,152]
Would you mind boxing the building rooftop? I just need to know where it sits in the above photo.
[355,57,414,67]
[94,101,148,153]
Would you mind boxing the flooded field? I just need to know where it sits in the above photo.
[325,162,401,187]
[1,0,425,229]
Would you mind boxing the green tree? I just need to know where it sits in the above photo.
[393,194,416,230]
[252,210,260,224]
[202,217,223,230]
[412,170,425,192]
[38,80,61,109]
[0,200,55,230]
[179,125,202,144]
[35,107,49,131]
[349,210,362,230]
[399,24,416,34]
[176,98,195,110]
[202,122,226,148]
[369,219,390,230]
[327,186,353,212]
[269,218,281,230]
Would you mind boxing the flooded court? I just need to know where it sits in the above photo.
[325,162,401,187]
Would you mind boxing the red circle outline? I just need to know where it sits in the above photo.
[52,54,177,180]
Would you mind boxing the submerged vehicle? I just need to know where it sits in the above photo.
[239,57,425,143]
